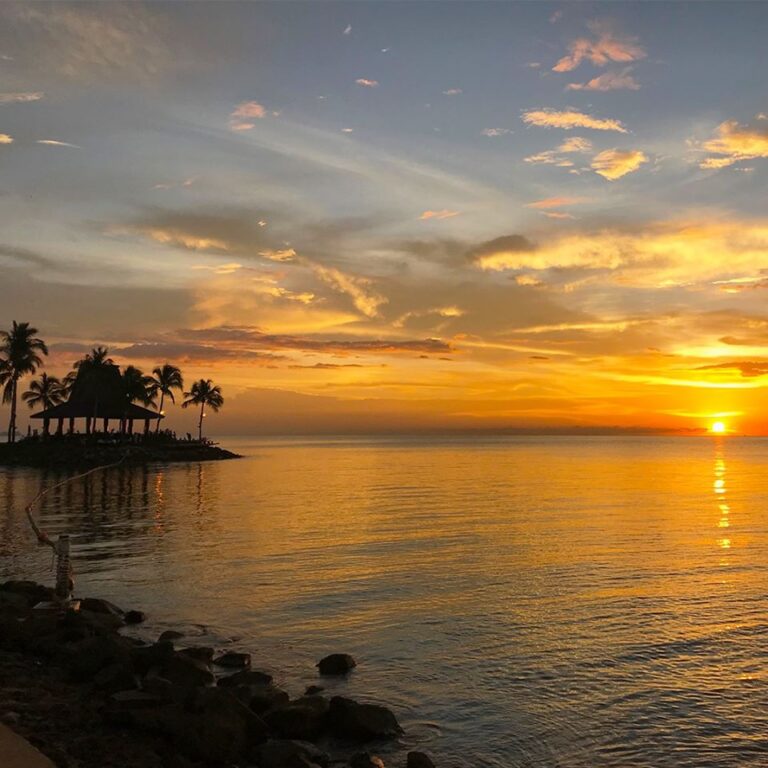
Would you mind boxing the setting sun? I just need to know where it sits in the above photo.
[711,421,727,434]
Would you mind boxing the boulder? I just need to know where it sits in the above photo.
[92,661,137,694]
[0,580,55,608]
[406,752,435,768]
[178,646,215,664]
[305,685,324,696]
[349,752,385,768]
[124,609,147,625]
[162,652,214,688]
[130,640,175,675]
[218,668,273,687]
[328,697,403,742]
[0,590,33,615]
[158,629,185,642]
[265,695,330,741]
[317,653,356,676]
[64,633,132,680]
[80,597,124,616]
[257,739,330,768]
[214,650,251,668]
[235,683,289,714]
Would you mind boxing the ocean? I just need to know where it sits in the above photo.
[2,436,768,767]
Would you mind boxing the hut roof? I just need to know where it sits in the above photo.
[31,363,162,421]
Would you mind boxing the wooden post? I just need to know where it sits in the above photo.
[103,418,109,432]
[55,535,72,601]
[68,417,75,434]
[57,418,64,436]
[127,419,134,436]
[144,419,150,436]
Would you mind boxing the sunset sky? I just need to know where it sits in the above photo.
[2,1,768,435]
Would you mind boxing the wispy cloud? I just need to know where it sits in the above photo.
[229,100,267,131]
[356,78,379,88]
[526,197,588,209]
[591,148,647,180]
[442,88,462,96]
[553,21,646,72]
[566,68,640,91]
[699,119,768,169]
[343,24,352,35]
[522,108,627,132]
[558,136,592,153]
[192,262,243,275]
[37,139,80,148]
[310,264,386,318]
[0,91,43,104]
[420,210,461,220]
[481,128,512,137]
[0,133,13,144]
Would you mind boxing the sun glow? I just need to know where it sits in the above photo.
[711,421,727,434]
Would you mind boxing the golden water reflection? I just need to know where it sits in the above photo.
[714,444,731,555]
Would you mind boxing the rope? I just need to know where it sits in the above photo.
[24,453,129,600]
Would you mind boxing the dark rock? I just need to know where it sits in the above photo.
[305,685,324,696]
[158,629,184,642]
[214,650,251,668]
[80,597,124,616]
[349,752,385,768]
[236,683,289,714]
[265,695,330,741]
[131,640,175,675]
[64,633,132,680]
[0,580,55,607]
[406,752,435,768]
[328,697,403,742]
[317,653,356,676]
[257,739,330,768]
[92,662,137,694]
[0,590,33,615]
[218,668,273,687]
[162,652,214,688]
[142,676,177,702]
[178,645,214,664]
[79,609,125,632]
[124,609,147,624]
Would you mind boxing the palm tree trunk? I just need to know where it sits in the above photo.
[43,417,50,437]
[155,391,165,434]
[7,377,18,443]
[198,403,204,441]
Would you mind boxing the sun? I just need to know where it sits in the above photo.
[710,421,727,434]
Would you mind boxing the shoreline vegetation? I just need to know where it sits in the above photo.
[1,321,237,465]
[0,580,434,768]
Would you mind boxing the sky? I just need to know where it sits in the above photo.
[2,1,768,435]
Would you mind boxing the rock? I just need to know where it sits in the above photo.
[214,650,251,668]
[264,695,330,741]
[305,685,324,696]
[130,640,175,675]
[328,697,403,742]
[92,661,137,694]
[162,652,214,688]
[64,633,132,680]
[406,752,435,768]
[218,668,273,687]
[79,609,125,632]
[236,683,289,714]
[0,580,55,607]
[80,597,124,616]
[178,646,215,664]
[158,629,184,642]
[0,590,33,615]
[317,653,356,676]
[257,739,330,768]
[124,609,147,624]
[142,675,177,702]
[349,752,385,768]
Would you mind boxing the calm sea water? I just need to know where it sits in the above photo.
[2,436,768,767]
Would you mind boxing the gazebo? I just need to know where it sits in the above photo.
[31,364,163,436]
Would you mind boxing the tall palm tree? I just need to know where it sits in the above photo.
[122,365,157,407]
[22,373,64,436]
[182,379,224,440]
[151,363,184,433]
[0,322,49,443]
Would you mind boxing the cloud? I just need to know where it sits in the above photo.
[469,235,537,267]
[37,139,80,148]
[553,21,646,72]
[526,196,588,209]
[591,148,647,180]
[699,119,768,169]
[341,127,354,133]
[192,262,243,275]
[258,248,297,262]
[522,108,627,132]
[343,24,352,35]
[442,88,462,96]
[420,210,461,220]
[355,78,379,87]
[558,136,592,153]
[0,133,13,144]
[229,100,267,131]
[542,212,576,220]
[566,68,640,91]
[697,361,768,378]
[311,264,386,318]
[0,91,43,103]
[481,128,512,137]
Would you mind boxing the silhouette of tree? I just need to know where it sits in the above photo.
[122,365,157,407]
[22,373,63,436]
[0,322,49,443]
[151,363,184,433]
[182,379,224,440]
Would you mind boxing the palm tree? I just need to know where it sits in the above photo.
[150,364,183,433]
[0,322,49,443]
[122,365,157,407]
[182,379,224,441]
[22,373,64,436]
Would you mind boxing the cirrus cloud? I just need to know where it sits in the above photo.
[553,21,646,73]
[699,119,768,169]
[522,108,627,133]
[591,148,647,180]
[229,100,267,131]
[566,68,640,91]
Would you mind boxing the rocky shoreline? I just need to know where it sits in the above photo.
[0,439,240,469]
[0,580,435,768]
